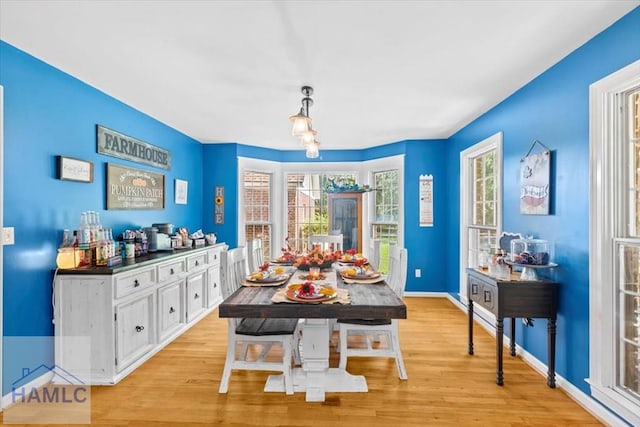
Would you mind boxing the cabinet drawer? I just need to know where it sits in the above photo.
[186,252,207,271]
[186,271,206,322]
[114,267,156,299]
[208,249,221,267]
[115,292,155,372]
[207,267,222,308]
[157,259,186,283]
[158,280,185,341]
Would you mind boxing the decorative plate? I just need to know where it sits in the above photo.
[298,273,328,281]
[245,273,289,283]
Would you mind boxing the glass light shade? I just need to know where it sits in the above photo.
[290,109,311,136]
[306,141,320,158]
[299,129,317,146]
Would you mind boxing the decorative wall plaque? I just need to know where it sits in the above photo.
[214,186,224,224]
[106,163,165,210]
[97,125,171,170]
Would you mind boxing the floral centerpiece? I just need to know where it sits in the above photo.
[293,246,339,270]
[341,258,371,277]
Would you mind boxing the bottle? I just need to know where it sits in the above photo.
[96,229,108,266]
[78,212,91,245]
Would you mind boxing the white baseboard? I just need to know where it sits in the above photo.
[2,370,53,410]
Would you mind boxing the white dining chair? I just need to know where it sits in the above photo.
[337,245,408,379]
[368,239,381,271]
[309,234,343,252]
[246,237,265,273]
[218,246,301,394]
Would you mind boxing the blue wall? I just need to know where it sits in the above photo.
[446,7,640,397]
[1,5,639,420]
[0,41,205,393]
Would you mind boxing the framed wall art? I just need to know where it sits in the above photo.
[56,156,94,183]
[175,179,188,204]
[106,163,165,210]
[520,140,551,215]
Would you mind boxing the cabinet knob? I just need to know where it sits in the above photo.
[133,279,140,287]
[169,306,175,314]
[213,282,217,288]
[195,260,199,266]
[135,325,145,332]
[170,268,174,275]
[194,293,200,299]
[213,254,217,260]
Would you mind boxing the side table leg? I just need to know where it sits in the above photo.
[510,318,516,356]
[547,318,557,388]
[468,300,474,355]
[496,318,504,386]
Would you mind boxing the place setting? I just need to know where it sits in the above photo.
[242,263,294,287]
[271,281,350,304]
[339,259,384,284]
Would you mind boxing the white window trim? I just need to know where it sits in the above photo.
[238,155,404,260]
[237,157,281,253]
[588,59,640,427]
[459,132,503,303]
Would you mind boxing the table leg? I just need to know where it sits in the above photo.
[496,318,504,386]
[264,318,367,401]
[510,318,516,356]
[547,317,557,388]
[468,300,474,355]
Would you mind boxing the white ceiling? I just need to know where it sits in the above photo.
[1,1,638,150]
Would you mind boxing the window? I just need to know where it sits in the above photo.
[460,132,502,299]
[243,171,271,259]
[285,173,356,253]
[372,169,399,273]
[589,60,640,426]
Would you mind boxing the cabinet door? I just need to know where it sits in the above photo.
[328,192,362,252]
[158,280,185,341]
[207,266,222,308]
[186,271,206,322]
[115,293,155,372]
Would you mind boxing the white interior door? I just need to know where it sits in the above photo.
[1,84,5,409]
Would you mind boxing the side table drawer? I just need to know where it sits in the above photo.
[469,275,497,314]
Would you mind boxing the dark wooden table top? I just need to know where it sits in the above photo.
[218,275,407,320]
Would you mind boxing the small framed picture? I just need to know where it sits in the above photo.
[57,156,94,183]
[175,179,188,205]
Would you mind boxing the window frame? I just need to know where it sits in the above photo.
[588,59,640,426]
[238,155,404,260]
[459,132,503,302]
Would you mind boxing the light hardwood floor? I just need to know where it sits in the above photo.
[2,298,602,426]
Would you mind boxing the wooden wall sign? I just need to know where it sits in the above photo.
[97,125,171,170]
[106,163,165,210]
[214,186,224,224]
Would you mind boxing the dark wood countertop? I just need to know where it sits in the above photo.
[56,243,226,275]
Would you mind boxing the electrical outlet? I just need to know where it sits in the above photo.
[3,227,15,245]
[415,269,421,278]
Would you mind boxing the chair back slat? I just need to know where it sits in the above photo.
[221,246,248,298]
[247,238,264,273]
[309,234,343,252]
[368,239,381,271]
[386,246,408,298]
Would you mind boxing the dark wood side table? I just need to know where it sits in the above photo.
[466,268,558,388]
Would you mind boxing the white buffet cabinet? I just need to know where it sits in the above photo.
[54,243,226,385]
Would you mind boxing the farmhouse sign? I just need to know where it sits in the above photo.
[97,125,171,170]
[106,163,165,210]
